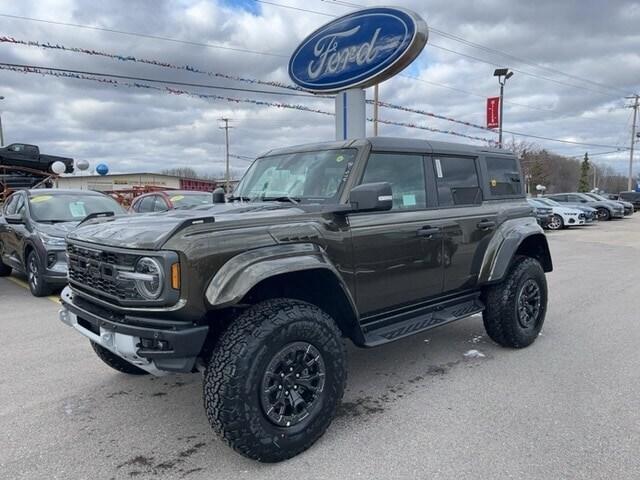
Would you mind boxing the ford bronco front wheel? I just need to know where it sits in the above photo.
[203,298,347,462]
[482,256,547,348]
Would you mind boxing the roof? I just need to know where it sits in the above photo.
[141,190,214,196]
[26,188,107,195]
[262,136,513,157]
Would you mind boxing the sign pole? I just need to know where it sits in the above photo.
[335,89,366,141]
[373,84,379,136]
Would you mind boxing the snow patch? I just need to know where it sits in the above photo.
[463,349,486,358]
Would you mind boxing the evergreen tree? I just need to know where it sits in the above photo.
[577,153,591,192]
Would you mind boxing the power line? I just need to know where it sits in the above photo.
[0,61,319,97]
[399,73,552,112]
[428,43,620,98]
[318,0,633,97]
[0,13,289,58]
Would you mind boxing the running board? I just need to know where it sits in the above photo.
[362,293,484,347]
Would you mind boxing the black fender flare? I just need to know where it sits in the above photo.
[206,241,358,310]
[478,218,552,284]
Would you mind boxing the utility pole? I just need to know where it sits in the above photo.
[0,95,5,146]
[373,84,379,136]
[219,118,231,194]
[627,94,639,191]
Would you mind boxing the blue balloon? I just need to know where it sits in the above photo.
[96,164,109,176]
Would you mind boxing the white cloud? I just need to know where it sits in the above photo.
[0,0,637,178]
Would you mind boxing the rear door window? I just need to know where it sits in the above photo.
[153,196,169,212]
[137,196,155,213]
[433,157,481,206]
[485,156,522,196]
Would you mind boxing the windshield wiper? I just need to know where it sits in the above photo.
[227,195,252,202]
[262,196,300,204]
[77,211,115,227]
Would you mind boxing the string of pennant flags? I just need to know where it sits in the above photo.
[0,63,334,115]
[368,100,491,132]
[0,63,496,145]
[0,35,304,92]
[0,35,498,135]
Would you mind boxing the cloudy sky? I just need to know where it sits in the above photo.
[0,0,638,178]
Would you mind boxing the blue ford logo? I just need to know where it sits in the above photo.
[288,7,428,93]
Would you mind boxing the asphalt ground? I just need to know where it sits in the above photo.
[1,217,639,479]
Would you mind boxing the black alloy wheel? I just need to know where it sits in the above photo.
[27,251,52,297]
[516,279,542,330]
[597,208,611,221]
[260,342,326,428]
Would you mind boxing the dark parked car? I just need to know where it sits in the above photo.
[130,190,213,213]
[584,192,633,216]
[0,189,125,296]
[0,143,74,173]
[59,137,552,462]
[526,198,553,228]
[546,192,624,220]
[619,191,640,211]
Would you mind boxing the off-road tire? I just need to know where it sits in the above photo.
[90,341,149,375]
[203,298,347,462]
[0,257,11,276]
[482,256,547,348]
[597,207,611,221]
[0,241,12,276]
[547,214,564,230]
[27,251,52,297]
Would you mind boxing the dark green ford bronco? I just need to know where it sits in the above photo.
[59,137,552,462]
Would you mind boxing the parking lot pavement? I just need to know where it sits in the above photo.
[1,219,640,480]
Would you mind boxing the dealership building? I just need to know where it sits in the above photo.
[54,172,238,192]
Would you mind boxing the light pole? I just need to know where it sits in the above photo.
[0,95,5,146]
[493,68,513,148]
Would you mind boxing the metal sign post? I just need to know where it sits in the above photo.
[335,89,366,141]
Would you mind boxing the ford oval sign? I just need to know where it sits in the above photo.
[288,7,428,93]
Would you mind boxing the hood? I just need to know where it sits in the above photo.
[66,203,310,250]
[35,221,80,237]
[553,206,580,215]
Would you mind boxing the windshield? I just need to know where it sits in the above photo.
[586,193,607,201]
[28,193,125,222]
[536,197,560,206]
[234,149,357,203]
[168,193,212,209]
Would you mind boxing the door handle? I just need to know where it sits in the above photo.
[477,220,496,230]
[417,226,441,238]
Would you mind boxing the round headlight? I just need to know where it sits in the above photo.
[134,257,164,299]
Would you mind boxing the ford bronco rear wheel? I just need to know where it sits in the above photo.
[203,298,346,462]
[482,256,547,348]
[90,341,149,375]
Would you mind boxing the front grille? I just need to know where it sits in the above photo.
[67,243,141,302]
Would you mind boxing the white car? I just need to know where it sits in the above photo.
[528,198,585,230]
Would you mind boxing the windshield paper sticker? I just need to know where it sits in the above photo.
[402,194,416,207]
[435,159,443,178]
[170,195,185,202]
[30,195,52,203]
[68,202,87,218]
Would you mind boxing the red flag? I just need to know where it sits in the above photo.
[487,97,500,129]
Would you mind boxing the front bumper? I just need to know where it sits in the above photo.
[59,286,208,374]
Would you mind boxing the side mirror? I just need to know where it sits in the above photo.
[212,187,226,204]
[5,213,24,224]
[348,182,393,212]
